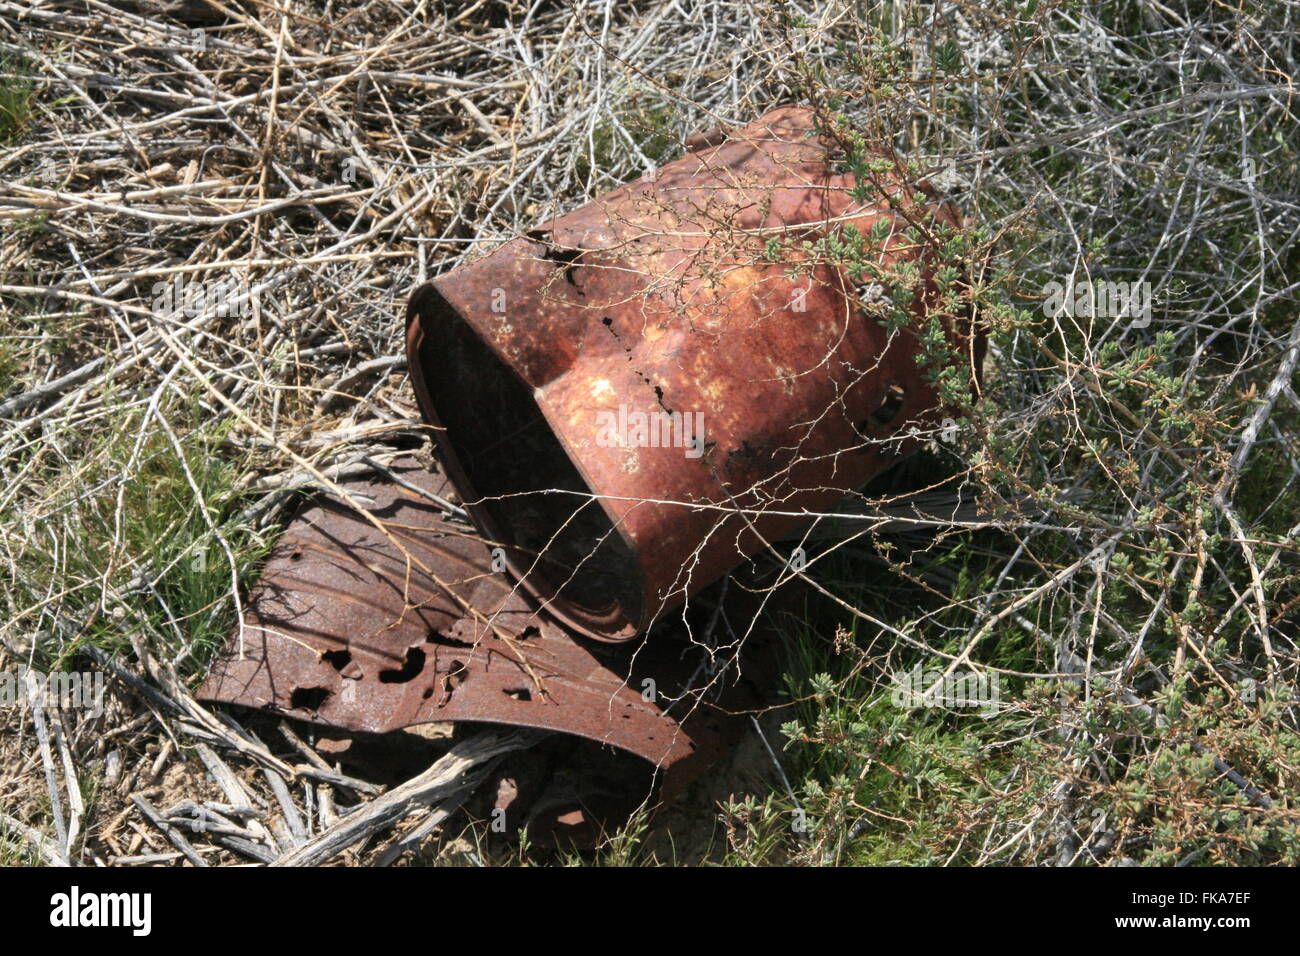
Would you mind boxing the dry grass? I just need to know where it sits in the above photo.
[0,0,1298,866]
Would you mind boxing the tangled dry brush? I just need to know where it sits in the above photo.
[0,0,1298,865]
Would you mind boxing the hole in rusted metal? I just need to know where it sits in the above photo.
[426,629,474,649]
[504,687,532,701]
[290,686,331,710]
[321,649,352,671]
[443,660,469,700]
[541,244,583,287]
[869,382,906,426]
[379,646,426,684]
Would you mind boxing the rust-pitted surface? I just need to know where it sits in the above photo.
[406,104,980,641]
[197,460,743,786]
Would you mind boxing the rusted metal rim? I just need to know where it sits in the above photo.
[405,291,642,641]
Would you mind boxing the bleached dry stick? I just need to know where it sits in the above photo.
[272,729,540,867]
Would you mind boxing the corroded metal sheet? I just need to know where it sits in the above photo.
[198,459,740,785]
[406,104,981,641]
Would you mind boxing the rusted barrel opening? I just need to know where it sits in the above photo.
[408,285,644,631]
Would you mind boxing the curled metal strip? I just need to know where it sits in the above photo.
[199,460,743,784]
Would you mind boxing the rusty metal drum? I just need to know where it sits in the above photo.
[406,105,979,641]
